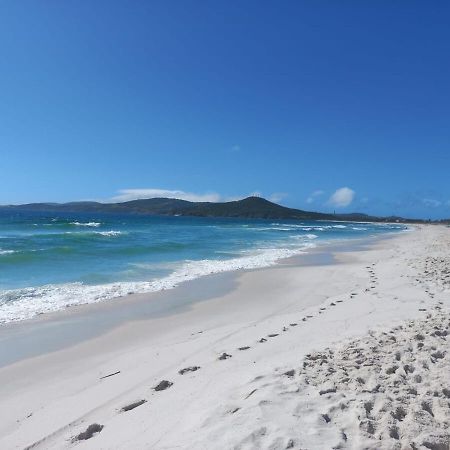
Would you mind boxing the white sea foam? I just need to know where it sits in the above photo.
[64,230,124,237]
[270,223,315,229]
[0,244,315,324]
[290,234,318,241]
[250,224,353,232]
[0,249,16,255]
[94,230,123,237]
[69,222,102,227]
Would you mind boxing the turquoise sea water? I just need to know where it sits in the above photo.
[0,211,406,323]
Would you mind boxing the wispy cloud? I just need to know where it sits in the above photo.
[111,189,221,203]
[268,192,288,203]
[422,198,442,208]
[328,187,355,208]
[306,190,324,204]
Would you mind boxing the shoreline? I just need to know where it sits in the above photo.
[0,223,406,326]
[0,231,400,368]
[0,225,447,449]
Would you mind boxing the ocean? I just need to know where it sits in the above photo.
[0,210,407,323]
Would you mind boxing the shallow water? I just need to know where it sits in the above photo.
[0,210,406,323]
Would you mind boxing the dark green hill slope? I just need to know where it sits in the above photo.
[0,196,421,222]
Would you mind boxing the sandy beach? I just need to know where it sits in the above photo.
[0,225,449,449]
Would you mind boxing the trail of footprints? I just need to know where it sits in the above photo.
[68,259,426,445]
[237,311,449,450]
[408,236,450,300]
[71,272,378,444]
[365,262,380,295]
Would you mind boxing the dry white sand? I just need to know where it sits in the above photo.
[0,225,449,449]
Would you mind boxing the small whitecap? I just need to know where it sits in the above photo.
[94,230,123,237]
[69,221,102,227]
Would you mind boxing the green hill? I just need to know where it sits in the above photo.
[0,196,421,222]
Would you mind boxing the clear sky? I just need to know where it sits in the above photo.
[1,1,449,219]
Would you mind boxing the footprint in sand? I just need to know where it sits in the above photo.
[218,353,232,360]
[121,399,147,412]
[73,424,104,442]
[268,333,279,338]
[154,380,173,391]
[245,388,258,399]
[179,366,201,375]
[238,346,251,351]
[190,330,203,336]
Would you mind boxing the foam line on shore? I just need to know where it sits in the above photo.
[0,243,316,324]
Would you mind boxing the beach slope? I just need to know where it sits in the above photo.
[0,225,449,449]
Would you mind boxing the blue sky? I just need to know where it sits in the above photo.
[1,1,449,219]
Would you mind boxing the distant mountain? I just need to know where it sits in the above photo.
[0,196,421,223]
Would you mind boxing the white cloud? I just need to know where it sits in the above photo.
[111,189,222,203]
[268,192,287,203]
[306,190,325,204]
[223,195,243,202]
[328,187,356,208]
[423,198,442,208]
